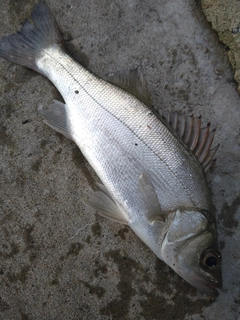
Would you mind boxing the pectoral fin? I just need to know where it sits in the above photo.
[138,173,165,224]
[38,100,73,140]
[82,186,129,225]
[106,68,151,108]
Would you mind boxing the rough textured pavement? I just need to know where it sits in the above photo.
[0,0,240,319]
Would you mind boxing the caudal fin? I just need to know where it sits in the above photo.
[0,0,63,72]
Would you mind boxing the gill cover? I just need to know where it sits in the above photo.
[161,209,221,297]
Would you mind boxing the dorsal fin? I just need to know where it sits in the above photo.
[160,111,219,173]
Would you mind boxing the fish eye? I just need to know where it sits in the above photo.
[205,255,217,267]
[200,250,221,269]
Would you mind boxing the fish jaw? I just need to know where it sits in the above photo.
[188,274,222,298]
[176,250,222,298]
[176,241,222,297]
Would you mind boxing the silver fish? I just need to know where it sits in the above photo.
[0,1,221,297]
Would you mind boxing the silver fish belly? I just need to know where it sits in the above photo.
[0,0,222,297]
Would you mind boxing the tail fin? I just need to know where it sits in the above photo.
[0,0,63,72]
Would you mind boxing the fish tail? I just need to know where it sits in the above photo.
[0,0,64,72]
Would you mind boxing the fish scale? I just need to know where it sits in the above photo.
[38,45,210,212]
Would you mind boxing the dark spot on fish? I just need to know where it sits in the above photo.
[7,265,30,283]
[147,125,151,129]
[135,143,138,146]
[219,195,240,235]
[66,242,83,256]
[0,269,4,275]
[91,222,102,237]
[75,90,79,94]
[80,280,106,298]
[31,158,42,172]
[22,119,29,124]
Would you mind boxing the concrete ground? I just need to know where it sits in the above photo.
[0,0,239,319]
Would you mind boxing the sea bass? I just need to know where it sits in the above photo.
[0,1,222,296]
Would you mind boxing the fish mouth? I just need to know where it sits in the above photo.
[193,277,222,298]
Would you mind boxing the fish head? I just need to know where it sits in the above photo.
[161,209,222,298]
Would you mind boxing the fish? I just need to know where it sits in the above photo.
[0,0,222,297]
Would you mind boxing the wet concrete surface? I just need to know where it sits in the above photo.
[0,0,240,319]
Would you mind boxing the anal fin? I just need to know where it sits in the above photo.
[38,100,73,140]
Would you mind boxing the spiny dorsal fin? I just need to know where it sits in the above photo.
[160,111,219,173]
